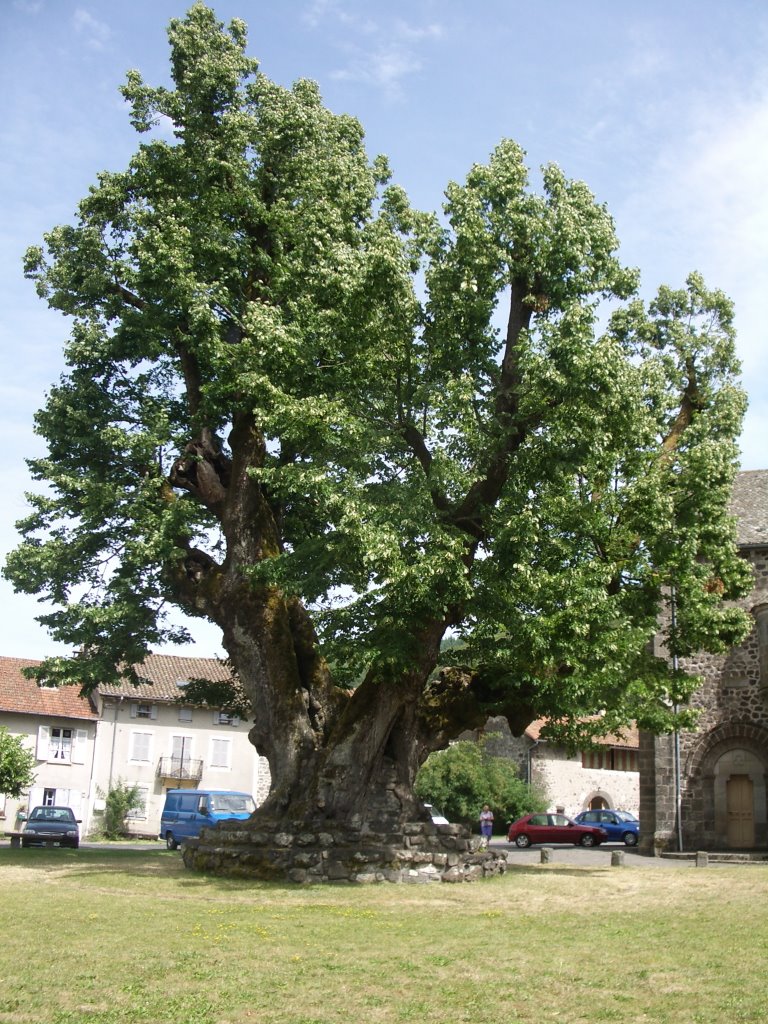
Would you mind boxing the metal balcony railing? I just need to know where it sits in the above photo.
[156,756,204,782]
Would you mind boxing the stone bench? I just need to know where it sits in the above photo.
[4,832,24,849]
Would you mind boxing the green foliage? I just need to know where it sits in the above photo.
[1,2,753,763]
[414,740,546,830]
[174,675,252,719]
[97,779,144,839]
[0,727,36,798]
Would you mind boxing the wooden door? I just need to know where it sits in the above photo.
[726,774,755,848]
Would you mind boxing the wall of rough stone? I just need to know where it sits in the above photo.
[182,819,508,884]
[641,544,768,851]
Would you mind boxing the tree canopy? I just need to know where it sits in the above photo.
[3,3,752,828]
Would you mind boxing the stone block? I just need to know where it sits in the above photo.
[441,866,464,883]
[326,860,352,881]
[353,872,378,884]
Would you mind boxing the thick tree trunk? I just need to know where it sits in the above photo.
[223,602,449,829]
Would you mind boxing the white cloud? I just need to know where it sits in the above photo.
[302,0,377,34]
[303,2,444,98]
[393,20,444,43]
[330,45,423,98]
[617,88,768,470]
[14,1,43,13]
[73,8,112,51]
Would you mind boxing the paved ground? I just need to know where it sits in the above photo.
[491,840,695,868]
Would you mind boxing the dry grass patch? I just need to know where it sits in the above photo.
[0,847,766,1023]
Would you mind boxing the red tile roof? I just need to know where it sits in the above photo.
[525,717,639,748]
[0,657,98,720]
[98,653,233,702]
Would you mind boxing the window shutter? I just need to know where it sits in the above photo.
[130,703,138,718]
[36,725,51,761]
[71,729,88,764]
[150,705,158,720]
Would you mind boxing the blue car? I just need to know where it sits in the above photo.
[573,809,639,846]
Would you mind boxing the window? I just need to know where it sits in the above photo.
[130,731,152,763]
[126,786,149,820]
[130,702,157,720]
[50,728,73,762]
[581,747,638,772]
[209,737,231,770]
[43,788,56,806]
[178,707,193,723]
[756,604,768,689]
[213,711,239,727]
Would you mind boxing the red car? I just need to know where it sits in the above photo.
[507,812,607,848]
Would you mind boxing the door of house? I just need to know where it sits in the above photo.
[726,774,755,848]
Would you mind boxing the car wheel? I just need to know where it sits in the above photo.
[166,832,179,850]
[579,833,596,847]
[515,834,531,848]
[623,831,638,847]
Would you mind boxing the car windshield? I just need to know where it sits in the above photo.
[30,807,74,822]
[616,811,638,822]
[209,795,255,813]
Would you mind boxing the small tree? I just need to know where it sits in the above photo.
[415,739,546,831]
[97,779,143,839]
[0,727,36,799]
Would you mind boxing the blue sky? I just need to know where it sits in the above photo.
[1,0,766,659]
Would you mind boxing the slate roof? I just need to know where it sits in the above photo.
[98,653,233,702]
[0,657,98,720]
[732,469,768,547]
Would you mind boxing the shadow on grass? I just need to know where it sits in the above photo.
[0,844,307,895]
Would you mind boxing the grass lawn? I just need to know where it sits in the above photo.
[1,845,766,1024]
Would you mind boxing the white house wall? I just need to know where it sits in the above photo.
[91,697,270,838]
[0,710,98,835]
[531,744,639,817]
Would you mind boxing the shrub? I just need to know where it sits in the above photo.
[96,779,144,839]
[0,726,36,798]
[414,739,547,832]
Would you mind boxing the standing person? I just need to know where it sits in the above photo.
[479,804,494,847]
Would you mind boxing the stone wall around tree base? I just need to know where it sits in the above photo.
[181,820,507,884]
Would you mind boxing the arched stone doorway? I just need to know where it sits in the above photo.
[715,749,762,848]
[685,725,768,850]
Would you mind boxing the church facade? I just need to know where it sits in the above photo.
[639,470,768,853]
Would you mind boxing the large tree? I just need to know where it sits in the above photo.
[5,4,752,833]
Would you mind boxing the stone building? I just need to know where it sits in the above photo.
[639,469,768,853]
[477,716,640,818]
